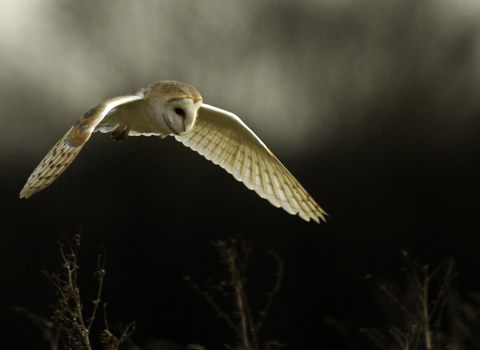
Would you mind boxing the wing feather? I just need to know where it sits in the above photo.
[20,95,144,198]
[232,141,246,182]
[265,161,291,210]
[258,155,282,208]
[251,150,267,199]
[242,142,254,190]
[175,104,327,223]
[221,142,239,173]
[212,131,232,166]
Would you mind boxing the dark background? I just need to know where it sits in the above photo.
[2,1,480,349]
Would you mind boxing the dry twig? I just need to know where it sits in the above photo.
[185,239,284,350]
[362,252,459,350]
[42,231,135,350]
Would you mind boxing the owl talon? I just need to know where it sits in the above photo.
[111,126,130,142]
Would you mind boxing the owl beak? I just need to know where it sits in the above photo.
[181,112,196,134]
[163,113,180,135]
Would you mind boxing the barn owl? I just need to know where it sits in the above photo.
[19,81,327,223]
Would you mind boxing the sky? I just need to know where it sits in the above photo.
[2,1,480,349]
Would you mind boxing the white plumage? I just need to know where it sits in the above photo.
[20,81,327,223]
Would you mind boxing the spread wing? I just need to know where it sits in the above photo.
[175,104,327,223]
[19,94,144,198]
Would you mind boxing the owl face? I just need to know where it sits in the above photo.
[162,98,201,135]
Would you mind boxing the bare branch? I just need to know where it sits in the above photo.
[184,276,239,334]
[186,239,283,350]
[42,232,134,350]
[255,251,283,334]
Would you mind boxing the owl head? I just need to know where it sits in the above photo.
[145,81,203,136]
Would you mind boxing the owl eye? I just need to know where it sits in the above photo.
[175,108,186,117]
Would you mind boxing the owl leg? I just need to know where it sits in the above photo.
[110,125,130,142]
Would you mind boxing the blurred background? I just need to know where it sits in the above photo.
[2,0,480,348]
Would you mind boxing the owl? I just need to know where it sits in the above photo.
[20,81,327,223]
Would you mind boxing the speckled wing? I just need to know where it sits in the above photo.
[19,95,144,199]
[175,104,327,223]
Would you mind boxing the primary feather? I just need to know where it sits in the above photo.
[19,94,143,199]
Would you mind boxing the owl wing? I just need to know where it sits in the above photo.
[175,104,327,223]
[19,94,145,199]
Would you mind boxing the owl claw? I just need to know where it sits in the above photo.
[111,125,130,142]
